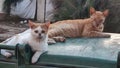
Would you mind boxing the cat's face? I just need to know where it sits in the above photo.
[90,7,109,25]
[29,20,50,39]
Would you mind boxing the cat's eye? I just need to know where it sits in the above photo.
[34,30,38,33]
[41,30,45,33]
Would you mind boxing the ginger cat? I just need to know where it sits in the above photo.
[1,21,50,63]
[48,7,110,43]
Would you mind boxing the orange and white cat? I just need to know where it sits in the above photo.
[48,7,110,43]
[1,21,50,63]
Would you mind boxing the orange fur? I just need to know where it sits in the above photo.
[29,20,50,34]
[48,7,110,42]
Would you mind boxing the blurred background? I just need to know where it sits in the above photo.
[0,0,119,41]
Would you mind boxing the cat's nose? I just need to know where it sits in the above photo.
[39,34,41,36]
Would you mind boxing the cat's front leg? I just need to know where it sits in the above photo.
[31,51,43,64]
[1,49,12,58]
[47,38,56,44]
[83,31,111,38]
[52,36,66,42]
[48,36,66,44]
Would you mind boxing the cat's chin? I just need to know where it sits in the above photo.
[36,36,44,40]
[38,36,42,39]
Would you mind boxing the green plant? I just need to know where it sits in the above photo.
[51,0,108,22]
[3,0,23,15]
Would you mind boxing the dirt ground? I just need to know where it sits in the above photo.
[0,20,28,42]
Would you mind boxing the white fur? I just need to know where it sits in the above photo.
[1,27,48,63]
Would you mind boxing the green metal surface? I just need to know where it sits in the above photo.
[0,33,120,68]
[0,44,15,50]
[0,62,16,68]
[36,34,120,68]
[37,33,120,68]
[48,34,120,61]
[38,54,116,68]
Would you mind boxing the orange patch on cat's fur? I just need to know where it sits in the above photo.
[29,20,50,34]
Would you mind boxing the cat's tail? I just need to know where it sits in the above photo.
[1,36,14,44]
[1,29,31,44]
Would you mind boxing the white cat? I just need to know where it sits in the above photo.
[1,20,50,63]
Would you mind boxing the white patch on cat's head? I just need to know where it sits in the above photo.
[31,26,46,39]
[28,20,50,39]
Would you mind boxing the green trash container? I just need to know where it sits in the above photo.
[0,33,120,68]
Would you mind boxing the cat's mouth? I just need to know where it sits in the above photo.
[38,36,42,39]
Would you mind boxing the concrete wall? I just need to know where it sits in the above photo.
[0,0,4,13]
[37,0,46,22]
[45,0,54,22]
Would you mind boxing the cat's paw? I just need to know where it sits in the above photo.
[48,38,56,44]
[53,36,66,42]
[31,57,38,64]
[104,34,111,38]
[4,52,12,58]
[59,37,66,42]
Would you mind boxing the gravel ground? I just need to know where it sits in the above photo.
[0,21,28,42]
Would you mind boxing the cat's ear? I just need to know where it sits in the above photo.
[103,9,109,17]
[90,7,96,15]
[45,21,50,28]
[28,20,36,29]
